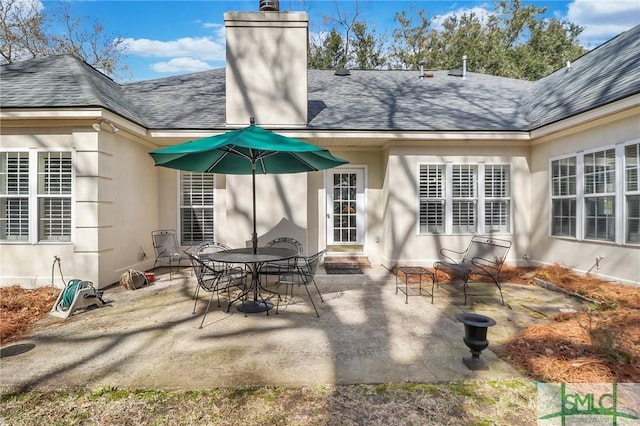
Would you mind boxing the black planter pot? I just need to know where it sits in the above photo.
[458,313,497,371]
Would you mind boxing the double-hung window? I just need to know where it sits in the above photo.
[179,172,215,246]
[551,156,577,237]
[452,165,477,234]
[550,141,639,245]
[418,163,511,235]
[0,150,73,243]
[626,143,640,244]
[419,165,445,233]
[484,165,511,233]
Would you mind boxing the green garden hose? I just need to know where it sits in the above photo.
[61,279,83,309]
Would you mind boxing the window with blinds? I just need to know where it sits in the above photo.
[0,152,30,241]
[1,151,72,243]
[625,143,640,243]
[419,165,445,233]
[38,152,72,241]
[549,141,639,245]
[452,165,477,234]
[485,165,511,233]
[180,172,215,245]
[584,149,616,241]
[551,157,577,237]
[418,163,510,235]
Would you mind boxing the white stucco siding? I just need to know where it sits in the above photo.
[362,151,385,265]
[381,144,530,270]
[0,124,161,289]
[105,132,159,285]
[225,12,308,127]
[157,167,179,231]
[225,173,308,249]
[530,113,640,285]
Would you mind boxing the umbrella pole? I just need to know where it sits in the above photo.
[251,164,258,254]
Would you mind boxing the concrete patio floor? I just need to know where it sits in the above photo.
[0,266,583,394]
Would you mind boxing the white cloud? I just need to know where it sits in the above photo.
[4,0,44,20]
[566,0,640,47]
[432,5,494,31]
[121,36,225,62]
[309,30,329,45]
[151,57,214,73]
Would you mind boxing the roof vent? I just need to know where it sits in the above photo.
[335,68,351,76]
[449,55,468,78]
[462,55,467,79]
[259,0,279,11]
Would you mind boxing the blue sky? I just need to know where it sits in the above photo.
[43,0,640,82]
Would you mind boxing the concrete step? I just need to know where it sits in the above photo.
[324,255,371,270]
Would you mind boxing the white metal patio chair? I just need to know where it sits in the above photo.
[151,229,191,279]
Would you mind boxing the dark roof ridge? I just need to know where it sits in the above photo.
[61,54,108,106]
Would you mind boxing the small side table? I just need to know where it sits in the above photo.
[395,266,434,304]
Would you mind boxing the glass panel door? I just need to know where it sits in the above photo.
[327,168,364,247]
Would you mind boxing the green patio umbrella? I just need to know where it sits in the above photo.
[149,119,348,253]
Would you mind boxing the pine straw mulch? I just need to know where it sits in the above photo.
[3,265,640,384]
[0,286,58,344]
[495,264,640,383]
[396,263,640,383]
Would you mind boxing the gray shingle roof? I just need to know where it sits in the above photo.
[2,24,639,133]
[306,70,533,131]
[122,69,226,129]
[0,54,146,124]
[525,25,640,129]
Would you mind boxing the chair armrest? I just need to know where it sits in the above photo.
[470,256,501,276]
[439,247,465,264]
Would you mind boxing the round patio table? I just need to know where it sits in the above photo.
[205,247,297,314]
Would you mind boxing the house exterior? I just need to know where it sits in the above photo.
[1,11,639,289]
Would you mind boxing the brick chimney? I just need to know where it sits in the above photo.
[224,11,308,127]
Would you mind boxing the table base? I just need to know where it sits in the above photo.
[237,300,274,314]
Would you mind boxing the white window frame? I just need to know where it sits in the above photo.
[549,140,640,246]
[583,147,616,242]
[417,162,512,235]
[418,164,445,234]
[484,164,512,234]
[451,164,478,234]
[0,149,74,244]
[624,141,640,244]
[178,171,215,246]
[550,154,579,239]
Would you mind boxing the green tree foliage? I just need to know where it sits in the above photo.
[351,22,386,70]
[390,0,587,80]
[311,0,587,80]
[0,0,127,77]
[389,7,436,70]
[309,0,389,70]
[309,28,346,69]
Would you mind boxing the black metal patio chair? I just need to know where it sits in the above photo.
[186,252,247,328]
[259,237,304,285]
[275,249,327,317]
[433,236,511,305]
